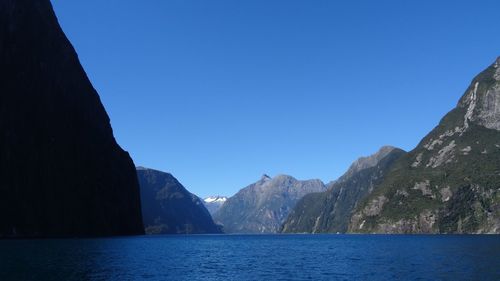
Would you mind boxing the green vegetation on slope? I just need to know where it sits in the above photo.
[281,149,406,234]
[349,59,500,234]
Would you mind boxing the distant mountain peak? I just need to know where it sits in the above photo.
[214,175,325,233]
[338,146,402,183]
[261,174,272,181]
[378,145,397,153]
[273,174,294,180]
[203,196,228,215]
[204,196,228,203]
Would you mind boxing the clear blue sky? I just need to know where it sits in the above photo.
[51,0,500,198]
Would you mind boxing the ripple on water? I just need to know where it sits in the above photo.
[0,235,499,281]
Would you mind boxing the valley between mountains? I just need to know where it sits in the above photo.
[148,57,500,235]
[1,0,498,237]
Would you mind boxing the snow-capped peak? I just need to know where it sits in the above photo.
[204,196,228,203]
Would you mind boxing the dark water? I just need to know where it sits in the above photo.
[0,235,499,281]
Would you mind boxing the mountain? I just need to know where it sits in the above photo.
[213,174,326,233]
[0,0,143,237]
[203,196,228,215]
[349,57,500,234]
[281,147,406,233]
[137,167,222,234]
[336,146,400,183]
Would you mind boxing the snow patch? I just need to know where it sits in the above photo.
[204,196,228,203]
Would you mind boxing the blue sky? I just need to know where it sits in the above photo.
[51,0,500,198]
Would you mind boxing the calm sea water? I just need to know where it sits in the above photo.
[0,235,499,281]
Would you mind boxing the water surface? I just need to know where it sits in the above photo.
[1,235,499,280]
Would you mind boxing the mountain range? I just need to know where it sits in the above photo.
[1,0,498,237]
[283,57,500,234]
[213,175,326,233]
[349,58,500,234]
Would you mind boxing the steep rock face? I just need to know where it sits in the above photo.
[213,175,326,233]
[281,147,405,233]
[0,0,144,237]
[337,146,398,183]
[349,58,500,234]
[458,57,500,131]
[137,168,222,234]
[203,196,228,215]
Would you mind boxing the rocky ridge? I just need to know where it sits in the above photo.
[349,57,500,234]
[213,175,326,233]
[281,147,406,233]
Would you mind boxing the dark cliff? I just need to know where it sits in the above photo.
[137,167,222,234]
[0,0,144,237]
